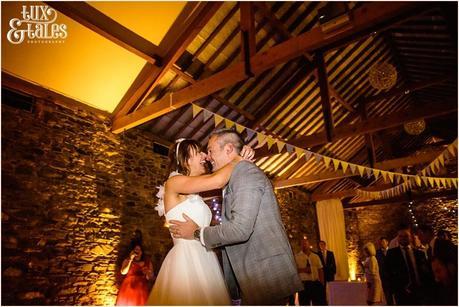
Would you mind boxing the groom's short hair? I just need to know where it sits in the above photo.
[210,128,244,154]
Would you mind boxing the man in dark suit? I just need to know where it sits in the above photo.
[376,237,393,305]
[317,240,336,283]
[385,227,434,305]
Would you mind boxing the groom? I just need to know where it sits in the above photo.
[169,128,303,305]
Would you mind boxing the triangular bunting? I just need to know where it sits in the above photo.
[203,110,212,122]
[438,155,445,167]
[446,179,452,188]
[257,133,266,146]
[440,178,446,187]
[235,124,245,134]
[434,178,441,188]
[225,119,235,129]
[342,162,349,173]
[314,154,322,164]
[214,114,224,127]
[323,156,332,169]
[447,144,456,157]
[366,168,373,178]
[357,166,365,177]
[332,159,341,171]
[266,137,275,149]
[286,144,294,153]
[381,171,388,183]
[415,176,422,187]
[304,151,312,161]
[428,177,435,188]
[430,163,437,174]
[422,176,429,187]
[276,141,286,153]
[434,160,440,172]
[388,172,395,183]
[295,147,303,158]
[192,104,202,118]
[246,129,256,141]
[349,164,357,174]
[452,179,458,188]
[374,169,380,180]
[420,169,427,176]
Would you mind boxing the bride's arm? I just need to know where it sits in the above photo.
[166,158,241,194]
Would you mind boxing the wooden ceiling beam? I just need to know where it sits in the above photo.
[289,102,457,148]
[342,190,458,208]
[315,50,334,142]
[240,2,256,59]
[274,147,445,189]
[362,75,454,105]
[112,2,222,120]
[111,2,416,133]
[45,1,162,64]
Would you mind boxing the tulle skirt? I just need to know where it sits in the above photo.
[146,240,231,305]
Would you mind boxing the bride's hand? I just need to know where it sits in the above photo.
[240,145,256,162]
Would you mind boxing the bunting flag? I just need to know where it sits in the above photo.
[415,176,422,187]
[388,172,395,183]
[214,114,224,127]
[203,109,212,122]
[295,147,304,158]
[341,162,349,173]
[332,159,340,171]
[428,177,435,188]
[235,124,245,134]
[441,178,447,187]
[373,169,380,180]
[225,118,235,129]
[453,179,458,189]
[357,165,365,177]
[349,164,357,174]
[266,137,275,149]
[192,104,202,118]
[257,133,266,146]
[435,178,441,188]
[366,167,372,178]
[438,155,445,167]
[323,156,332,169]
[286,144,294,153]
[314,153,322,163]
[448,144,456,157]
[304,151,312,161]
[276,141,286,153]
[246,129,256,141]
[381,171,388,183]
[422,177,429,186]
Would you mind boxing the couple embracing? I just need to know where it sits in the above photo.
[147,129,303,305]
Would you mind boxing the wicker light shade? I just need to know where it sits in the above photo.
[369,62,397,90]
[404,119,426,135]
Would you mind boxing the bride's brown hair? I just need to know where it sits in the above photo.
[168,139,203,176]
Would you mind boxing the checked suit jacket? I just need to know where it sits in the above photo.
[203,161,303,305]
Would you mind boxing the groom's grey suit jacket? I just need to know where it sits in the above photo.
[203,161,303,305]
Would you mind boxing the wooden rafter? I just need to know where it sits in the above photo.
[112,2,222,120]
[358,100,377,168]
[342,190,457,208]
[112,2,416,134]
[274,147,445,189]
[315,50,334,142]
[45,2,162,64]
[240,2,256,58]
[289,102,457,148]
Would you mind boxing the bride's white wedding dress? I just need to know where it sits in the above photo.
[146,194,231,305]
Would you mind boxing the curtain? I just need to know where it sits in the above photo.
[316,199,349,281]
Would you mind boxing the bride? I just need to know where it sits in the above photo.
[146,138,253,305]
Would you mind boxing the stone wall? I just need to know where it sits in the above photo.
[344,197,458,275]
[276,188,319,253]
[2,96,319,305]
[2,100,171,305]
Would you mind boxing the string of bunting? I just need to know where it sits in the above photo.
[191,104,458,191]
[356,138,458,200]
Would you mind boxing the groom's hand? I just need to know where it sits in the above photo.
[169,214,198,240]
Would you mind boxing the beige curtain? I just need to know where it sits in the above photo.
[316,199,349,281]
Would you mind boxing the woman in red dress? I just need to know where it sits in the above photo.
[116,244,154,306]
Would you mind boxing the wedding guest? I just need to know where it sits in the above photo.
[417,224,436,262]
[292,238,326,306]
[317,240,336,283]
[363,242,384,305]
[430,241,458,305]
[376,237,393,305]
[385,227,432,305]
[116,242,154,306]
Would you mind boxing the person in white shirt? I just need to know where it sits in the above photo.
[290,237,326,305]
